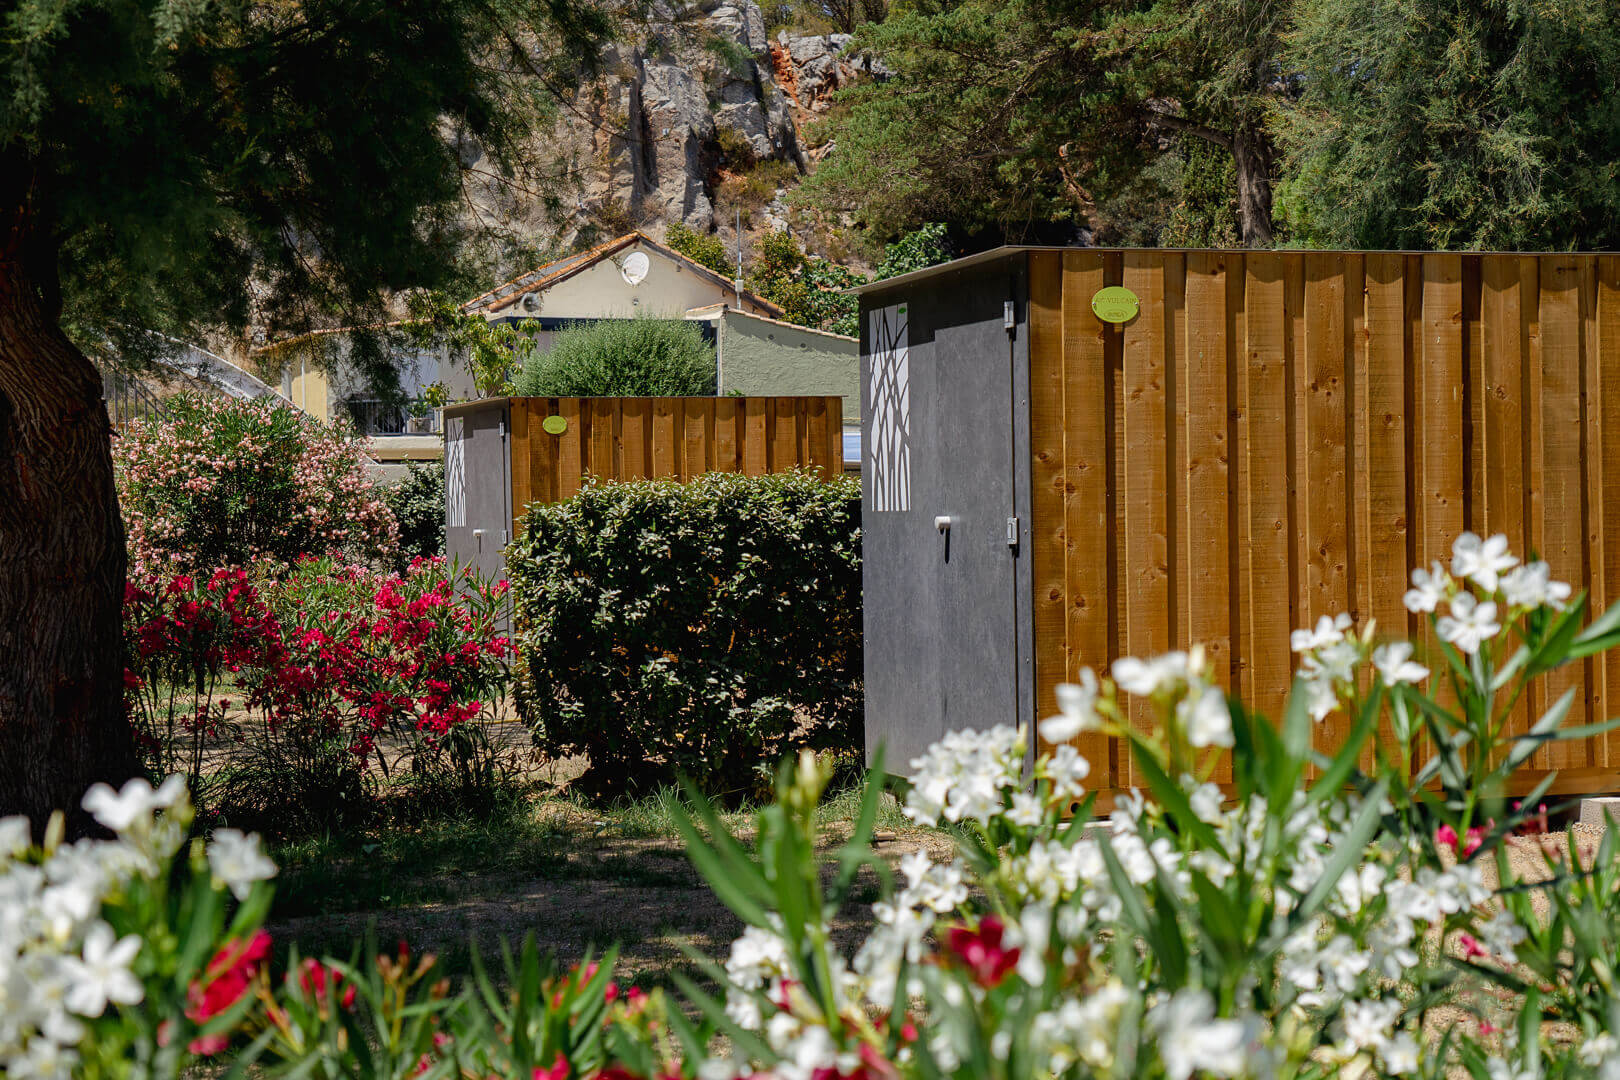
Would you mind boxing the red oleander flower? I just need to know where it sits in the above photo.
[943,916,1020,988]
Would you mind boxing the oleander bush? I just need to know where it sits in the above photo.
[20,530,1620,1080]
[122,557,512,829]
[114,392,397,574]
[507,471,862,800]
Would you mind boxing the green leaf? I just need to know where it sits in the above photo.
[1505,687,1577,770]
[1129,748,1224,850]
[671,972,777,1064]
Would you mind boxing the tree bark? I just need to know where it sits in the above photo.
[0,177,139,832]
[1232,122,1275,248]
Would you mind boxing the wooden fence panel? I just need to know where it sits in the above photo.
[1023,250,1620,804]
[507,396,843,519]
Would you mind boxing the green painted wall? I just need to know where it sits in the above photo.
[714,309,860,422]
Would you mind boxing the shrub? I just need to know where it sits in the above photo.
[380,461,445,570]
[507,471,862,800]
[511,316,715,397]
[664,221,732,277]
[114,392,397,574]
[122,557,513,830]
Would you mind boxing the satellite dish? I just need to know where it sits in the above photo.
[621,251,651,286]
[520,292,541,313]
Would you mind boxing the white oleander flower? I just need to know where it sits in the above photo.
[1007,791,1044,827]
[1437,593,1501,655]
[1340,997,1402,1051]
[1040,669,1101,744]
[1046,744,1092,799]
[207,829,276,900]
[1477,908,1527,965]
[1580,1033,1618,1067]
[725,924,790,990]
[1150,990,1252,1080]
[1382,1032,1421,1075]
[0,816,29,860]
[1291,613,1352,653]
[80,776,185,834]
[1452,532,1517,592]
[1403,562,1451,614]
[59,922,142,1016]
[1500,561,1573,611]
[1180,684,1234,749]
[1112,652,1192,697]
[1372,642,1429,685]
[1486,1057,1539,1080]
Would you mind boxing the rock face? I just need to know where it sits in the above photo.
[465,2,884,246]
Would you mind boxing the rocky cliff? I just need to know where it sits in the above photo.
[461,1,882,252]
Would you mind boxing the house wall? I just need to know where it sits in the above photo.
[713,309,860,423]
[494,241,776,321]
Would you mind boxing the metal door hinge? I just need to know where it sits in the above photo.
[1003,301,1016,331]
[1006,516,1020,547]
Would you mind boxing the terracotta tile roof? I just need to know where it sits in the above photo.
[460,230,784,318]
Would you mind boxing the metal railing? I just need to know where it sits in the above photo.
[343,398,442,436]
[99,365,167,428]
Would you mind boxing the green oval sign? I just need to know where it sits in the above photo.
[542,415,568,436]
[1091,286,1140,325]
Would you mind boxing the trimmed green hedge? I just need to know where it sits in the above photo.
[508,471,862,800]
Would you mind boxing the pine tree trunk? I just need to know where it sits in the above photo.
[1232,123,1276,248]
[0,199,138,832]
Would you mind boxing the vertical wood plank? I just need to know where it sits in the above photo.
[827,398,844,477]
[742,399,768,475]
[771,397,798,472]
[713,397,740,472]
[1359,256,1410,755]
[1416,255,1466,569]
[1034,255,1075,741]
[651,398,678,479]
[588,398,617,482]
[533,398,560,506]
[1523,257,1547,737]
[1240,252,1293,724]
[806,396,830,478]
[1583,258,1607,748]
[1599,256,1620,767]
[681,399,711,479]
[1183,252,1231,778]
[1121,252,1171,785]
[1060,251,1114,781]
[1540,257,1589,765]
[556,398,584,500]
[620,398,651,480]
[510,399,531,529]
[1480,256,1529,745]
[1028,254,1070,758]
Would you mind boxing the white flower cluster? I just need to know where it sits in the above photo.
[1291,533,1573,725]
[1113,648,1233,749]
[1406,533,1570,653]
[902,726,1027,826]
[0,778,276,1080]
[852,850,969,1007]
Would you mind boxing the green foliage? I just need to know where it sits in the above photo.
[751,224,949,336]
[3,0,611,365]
[381,462,447,571]
[512,317,715,397]
[402,292,538,400]
[112,393,397,574]
[664,223,733,278]
[871,221,952,280]
[1157,138,1241,248]
[1274,0,1620,249]
[507,471,863,801]
[798,0,1287,246]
